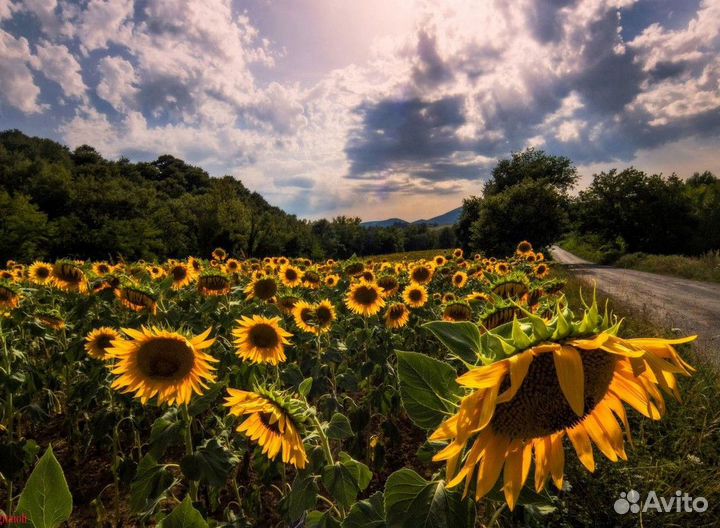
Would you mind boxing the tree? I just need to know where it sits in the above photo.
[575,168,696,254]
[0,191,50,262]
[469,179,569,256]
[483,147,578,197]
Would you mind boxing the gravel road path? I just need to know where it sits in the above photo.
[550,245,720,361]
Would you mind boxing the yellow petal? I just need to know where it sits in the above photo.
[553,346,585,416]
[567,425,595,472]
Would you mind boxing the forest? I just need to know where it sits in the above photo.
[0,130,454,263]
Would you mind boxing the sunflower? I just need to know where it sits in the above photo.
[452,271,469,289]
[187,257,203,275]
[277,295,300,315]
[409,264,434,285]
[85,327,121,360]
[384,303,410,329]
[402,283,429,308]
[491,273,530,299]
[212,248,227,261]
[107,327,217,406]
[345,280,385,317]
[434,255,447,267]
[534,263,550,279]
[314,300,336,333]
[360,270,375,283]
[198,273,231,296]
[224,389,308,468]
[167,263,194,290]
[233,316,292,365]
[453,248,464,258]
[376,275,400,298]
[494,262,510,276]
[480,303,522,331]
[442,292,457,303]
[443,301,474,322]
[36,312,66,330]
[147,265,166,281]
[0,271,13,281]
[466,291,491,306]
[225,258,241,274]
[115,286,158,315]
[430,303,695,510]
[279,264,303,288]
[0,283,20,313]
[516,240,533,255]
[292,300,318,335]
[245,276,278,301]
[324,274,340,288]
[28,262,53,285]
[92,262,113,276]
[52,261,88,293]
[302,270,322,290]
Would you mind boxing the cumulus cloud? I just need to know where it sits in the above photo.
[34,41,87,99]
[0,29,42,112]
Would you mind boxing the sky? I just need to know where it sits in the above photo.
[1,0,719,221]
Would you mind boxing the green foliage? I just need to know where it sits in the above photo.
[383,469,475,528]
[16,445,73,528]
[157,496,208,528]
[396,351,461,429]
[321,452,372,509]
[483,147,578,197]
[343,491,386,528]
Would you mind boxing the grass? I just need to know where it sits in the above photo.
[515,268,720,527]
[559,234,720,283]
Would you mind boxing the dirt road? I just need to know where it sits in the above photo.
[550,246,720,360]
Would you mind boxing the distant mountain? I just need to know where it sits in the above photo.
[361,206,462,228]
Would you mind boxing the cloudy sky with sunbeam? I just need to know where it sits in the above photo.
[1,0,719,220]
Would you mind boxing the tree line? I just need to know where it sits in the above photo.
[0,130,454,263]
[457,147,720,257]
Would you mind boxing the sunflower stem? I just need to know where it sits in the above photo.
[182,404,199,502]
[110,389,121,528]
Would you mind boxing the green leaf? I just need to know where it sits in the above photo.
[148,408,183,458]
[180,438,238,488]
[396,351,461,429]
[130,454,176,515]
[157,496,208,528]
[17,445,73,528]
[321,452,372,509]
[306,510,342,528]
[299,377,313,397]
[343,491,386,528]
[383,469,475,528]
[327,413,354,440]
[422,321,481,362]
[285,473,318,522]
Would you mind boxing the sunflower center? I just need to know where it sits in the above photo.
[136,338,195,380]
[388,305,406,320]
[254,279,278,299]
[248,324,280,349]
[172,267,187,280]
[353,285,378,306]
[95,334,114,351]
[444,304,472,321]
[491,349,617,440]
[284,269,298,281]
[408,289,423,302]
[412,267,431,282]
[258,411,282,434]
[315,306,333,325]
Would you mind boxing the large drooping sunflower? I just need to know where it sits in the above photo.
[85,327,121,360]
[429,301,695,510]
[402,283,429,308]
[197,272,231,296]
[224,388,308,468]
[28,262,53,285]
[443,301,474,322]
[384,303,410,329]
[107,327,217,406]
[276,264,300,288]
[233,316,292,365]
[345,280,385,317]
[115,285,158,315]
[51,260,88,293]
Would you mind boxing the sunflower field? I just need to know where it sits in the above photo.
[0,243,698,527]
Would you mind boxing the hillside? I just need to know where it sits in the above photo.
[360,206,462,228]
[0,130,455,261]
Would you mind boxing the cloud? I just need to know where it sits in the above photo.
[96,56,138,112]
[0,29,42,113]
[34,41,87,99]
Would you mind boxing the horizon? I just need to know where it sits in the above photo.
[1,0,719,221]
